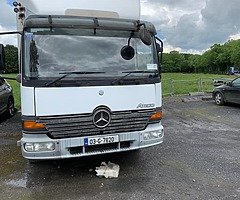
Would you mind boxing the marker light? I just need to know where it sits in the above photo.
[23,121,46,130]
[13,2,19,7]
[149,111,163,121]
[14,8,19,13]
[19,7,25,12]
[18,13,25,19]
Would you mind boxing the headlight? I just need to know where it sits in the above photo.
[24,142,55,152]
[143,130,163,140]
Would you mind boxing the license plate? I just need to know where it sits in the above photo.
[84,135,119,146]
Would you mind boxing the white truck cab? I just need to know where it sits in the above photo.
[2,0,164,161]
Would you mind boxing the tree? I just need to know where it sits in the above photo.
[228,40,240,67]
[188,54,202,73]
[162,51,187,72]
[161,39,240,74]
[4,45,18,73]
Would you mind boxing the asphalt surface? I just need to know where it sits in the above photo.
[0,98,240,200]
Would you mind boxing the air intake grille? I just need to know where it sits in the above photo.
[37,109,155,139]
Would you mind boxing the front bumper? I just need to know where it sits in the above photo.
[18,123,164,160]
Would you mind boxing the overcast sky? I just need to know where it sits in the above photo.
[1,0,240,54]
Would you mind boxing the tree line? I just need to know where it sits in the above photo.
[3,44,18,74]
[2,38,240,74]
[162,39,240,74]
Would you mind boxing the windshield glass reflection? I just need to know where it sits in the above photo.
[24,28,157,79]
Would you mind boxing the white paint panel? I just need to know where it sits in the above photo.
[35,85,156,116]
[155,83,162,107]
[19,0,140,20]
[21,86,35,116]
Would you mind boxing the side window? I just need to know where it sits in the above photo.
[0,77,4,86]
[232,78,240,87]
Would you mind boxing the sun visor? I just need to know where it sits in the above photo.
[65,9,119,19]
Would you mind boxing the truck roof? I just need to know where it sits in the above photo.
[23,15,157,35]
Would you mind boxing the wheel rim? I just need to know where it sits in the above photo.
[8,100,14,116]
[215,93,222,104]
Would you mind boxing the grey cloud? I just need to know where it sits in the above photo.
[145,0,205,12]
[201,0,240,38]
[162,13,207,51]
[143,0,240,52]
[0,1,17,45]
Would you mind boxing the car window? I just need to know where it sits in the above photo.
[0,77,5,86]
[232,78,240,87]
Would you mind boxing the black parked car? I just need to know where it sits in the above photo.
[213,77,240,105]
[0,75,15,117]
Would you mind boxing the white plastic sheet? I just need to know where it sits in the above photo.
[95,162,120,178]
[19,0,140,20]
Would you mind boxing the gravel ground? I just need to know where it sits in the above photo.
[0,97,240,200]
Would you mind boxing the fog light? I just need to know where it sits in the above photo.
[25,143,34,152]
[24,142,55,152]
[143,133,151,140]
[143,130,163,140]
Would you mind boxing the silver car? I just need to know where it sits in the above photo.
[0,75,15,117]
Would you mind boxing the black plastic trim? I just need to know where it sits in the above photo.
[21,76,160,87]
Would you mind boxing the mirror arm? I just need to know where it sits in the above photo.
[137,23,146,28]
[155,37,163,50]
[127,31,134,46]
[155,37,164,68]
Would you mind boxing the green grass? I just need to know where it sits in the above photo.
[3,73,238,110]
[162,73,238,96]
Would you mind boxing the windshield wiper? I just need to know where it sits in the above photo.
[111,70,158,85]
[45,71,105,87]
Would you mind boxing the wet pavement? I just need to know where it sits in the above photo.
[0,98,240,200]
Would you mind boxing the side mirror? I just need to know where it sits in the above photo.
[139,27,152,46]
[0,44,6,73]
[16,74,21,83]
[226,81,232,86]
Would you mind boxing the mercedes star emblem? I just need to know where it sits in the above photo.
[99,90,104,96]
[93,109,111,128]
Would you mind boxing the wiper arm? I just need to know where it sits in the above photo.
[111,70,158,85]
[122,70,158,74]
[45,71,105,87]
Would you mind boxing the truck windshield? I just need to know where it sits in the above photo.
[23,28,158,82]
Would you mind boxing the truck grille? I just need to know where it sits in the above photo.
[37,109,155,139]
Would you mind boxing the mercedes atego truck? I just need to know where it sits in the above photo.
[0,0,164,161]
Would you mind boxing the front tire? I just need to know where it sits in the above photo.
[214,92,224,106]
[6,97,15,117]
